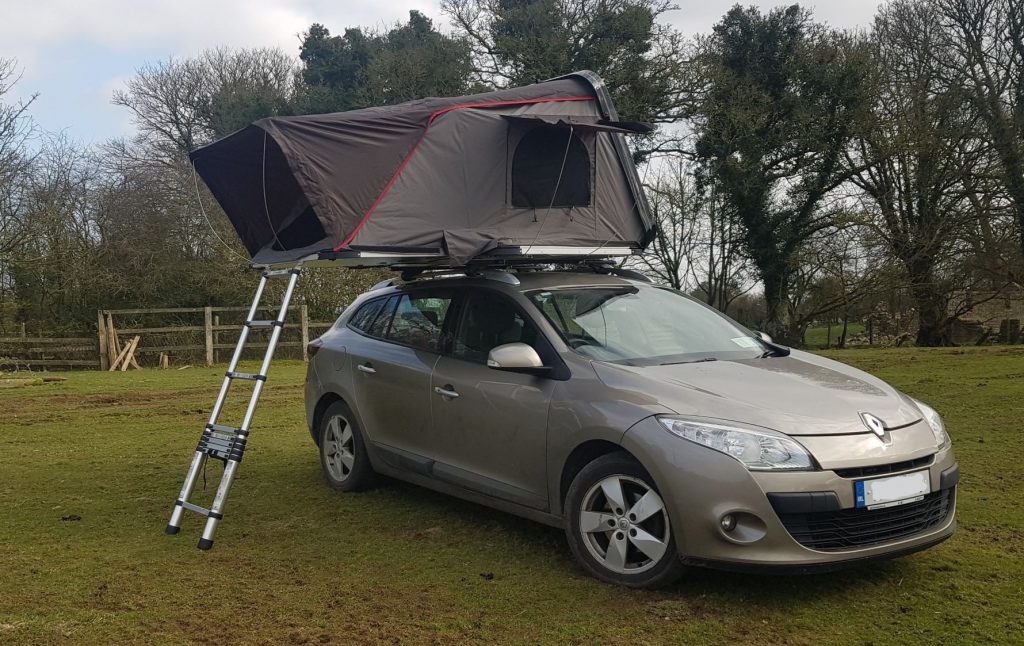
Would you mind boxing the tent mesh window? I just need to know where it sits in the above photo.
[510,125,592,208]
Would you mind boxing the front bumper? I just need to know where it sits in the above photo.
[621,417,958,569]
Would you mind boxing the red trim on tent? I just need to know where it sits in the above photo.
[334,96,595,250]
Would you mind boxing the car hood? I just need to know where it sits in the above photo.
[592,349,921,436]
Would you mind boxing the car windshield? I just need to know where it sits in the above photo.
[529,286,770,366]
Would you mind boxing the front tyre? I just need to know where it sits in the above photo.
[565,452,684,589]
[318,401,375,492]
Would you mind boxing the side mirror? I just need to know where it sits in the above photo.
[754,330,773,344]
[487,343,548,374]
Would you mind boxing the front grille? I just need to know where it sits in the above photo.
[834,455,933,479]
[774,488,954,551]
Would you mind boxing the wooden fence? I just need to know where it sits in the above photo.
[0,335,99,370]
[1,304,332,371]
[97,304,332,370]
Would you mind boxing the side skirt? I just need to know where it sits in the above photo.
[368,443,564,530]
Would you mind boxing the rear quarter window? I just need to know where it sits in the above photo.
[347,297,386,332]
[365,296,399,337]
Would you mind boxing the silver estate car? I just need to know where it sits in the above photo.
[304,269,958,588]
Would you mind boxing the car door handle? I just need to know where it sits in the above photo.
[357,363,376,374]
[434,385,459,399]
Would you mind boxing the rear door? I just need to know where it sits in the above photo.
[349,289,454,461]
[428,288,556,510]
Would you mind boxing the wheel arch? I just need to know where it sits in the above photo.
[559,440,637,510]
[310,392,345,445]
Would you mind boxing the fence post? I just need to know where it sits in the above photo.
[97,310,109,370]
[106,312,119,366]
[204,307,214,366]
[300,300,309,362]
[213,314,220,364]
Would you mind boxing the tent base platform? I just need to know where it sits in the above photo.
[255,244,638,271]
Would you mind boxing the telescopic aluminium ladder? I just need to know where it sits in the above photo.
[165,266,301,549]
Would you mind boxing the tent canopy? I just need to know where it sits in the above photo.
[189,71,654,266]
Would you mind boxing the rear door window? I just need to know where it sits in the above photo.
[385,293,453,352]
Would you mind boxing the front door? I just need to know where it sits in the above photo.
[428,289,555,510]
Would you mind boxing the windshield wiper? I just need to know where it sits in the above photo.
[758,344,791,358]
[661,357,718,365]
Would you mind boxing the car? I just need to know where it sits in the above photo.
[303,268,958,588]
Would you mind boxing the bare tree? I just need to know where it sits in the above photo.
[631,161,751,313]
[851,0,1002,345]
[691,181,751,314]
[787,223,889,346]
[112,48,296,157]
[935,0,1024,257]
[632,163,700,290]
[0,58,37,260]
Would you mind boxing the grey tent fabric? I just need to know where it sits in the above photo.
[189,71,653,265]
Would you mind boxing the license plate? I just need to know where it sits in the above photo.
[855,469,930,510]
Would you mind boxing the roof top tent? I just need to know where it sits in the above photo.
[189,71,655,270]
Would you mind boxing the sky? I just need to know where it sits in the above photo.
[0,0,882,145]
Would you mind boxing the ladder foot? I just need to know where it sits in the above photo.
[197,538,214,550]
[165,524,181,535]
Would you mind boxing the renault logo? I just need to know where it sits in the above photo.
[860,412,887,438]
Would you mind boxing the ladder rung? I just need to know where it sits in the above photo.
[245,320,283,328]
[180,501,212,516]
[263,268,301,278]
[207,423,247,435]
[226,371,265,381]
[177,500,223,520]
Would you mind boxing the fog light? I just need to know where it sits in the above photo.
[720,514,737,532]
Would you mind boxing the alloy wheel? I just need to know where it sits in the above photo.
[578,475,671,575]
[323,414,355,481]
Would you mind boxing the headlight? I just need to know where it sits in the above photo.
[657,416,815,471]
[911,398,950,448]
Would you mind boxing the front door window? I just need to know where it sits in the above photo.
[452,291,539,363]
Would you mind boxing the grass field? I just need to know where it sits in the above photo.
[1,347,1022,644]
[804,323,866,349]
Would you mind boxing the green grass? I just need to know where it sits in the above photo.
[804,323,866,349]
[1,348,1022,644]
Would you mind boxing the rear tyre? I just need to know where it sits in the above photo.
[318,401,375,492]
[565,452,684,589]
